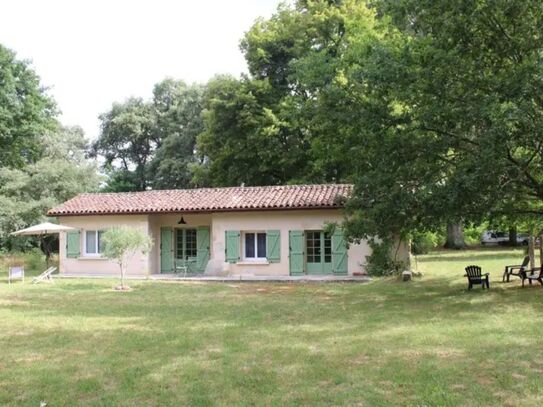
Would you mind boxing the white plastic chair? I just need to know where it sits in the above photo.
[8,266,24,284]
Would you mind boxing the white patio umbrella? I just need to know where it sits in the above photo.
[11,222,75,236]
[11,222,76,266]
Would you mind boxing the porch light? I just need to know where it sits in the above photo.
[177,216,187,225]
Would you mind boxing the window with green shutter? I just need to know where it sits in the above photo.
[225,230,240,263]
[196,226,210,272]
[331,228,348,275]
[266,230,280,263]
[66,230,80,258]
[289,230,304,275]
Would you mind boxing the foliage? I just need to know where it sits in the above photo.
[0,44,57,168]
[194,75,311,186]
[364,239,406,276]
[150,80,205,189]
[93,98,156,191]
[25,247,46,271]
[93,79,205,191]
[101,226,153,288]
[0,127,100,249]
[411,231,441,255]
[336,0,543,243]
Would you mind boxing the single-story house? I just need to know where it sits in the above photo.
[48,184,407,277]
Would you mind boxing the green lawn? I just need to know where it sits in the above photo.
[1,248,542,406]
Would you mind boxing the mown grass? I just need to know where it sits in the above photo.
[0,247,542,406]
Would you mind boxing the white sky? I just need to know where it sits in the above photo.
[0,0,281,139]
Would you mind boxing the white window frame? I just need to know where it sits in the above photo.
[242,231,267,261]
[84,230,104,257]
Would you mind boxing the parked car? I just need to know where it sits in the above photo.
[481,231,509,245]
[481,231,534,246]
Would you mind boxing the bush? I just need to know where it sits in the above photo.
[365,239,406,276]
[411,232,440,255]
[25,247,46,271]
[464,224,485,245]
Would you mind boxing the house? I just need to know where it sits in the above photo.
[48,184,406,277]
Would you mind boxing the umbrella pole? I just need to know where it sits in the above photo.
[40,235,50,269]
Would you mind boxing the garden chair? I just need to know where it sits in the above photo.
[175,258,196,277]
[464,265,489,290]
[502,255,530,282]
[520,267,543,287]
[8,266,24,284]
[32,267,57,284]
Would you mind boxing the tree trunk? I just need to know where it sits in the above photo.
[528,236,535,270]
[120,262,125,289]
[444,222,466,249]
[508,227,518,247]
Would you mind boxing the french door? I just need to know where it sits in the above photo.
[305,231,332,274]
[176,228,197,261]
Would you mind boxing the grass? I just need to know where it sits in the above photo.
[0,247,542,406]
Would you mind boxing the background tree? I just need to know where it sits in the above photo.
[194,75,310,186]
[0,44,57,168]
[93,79,205,191]
[149,79,205,189]
[0,126,101,250]
[334,0,543,267]
[194,1,369,186]
[93,98,155,192]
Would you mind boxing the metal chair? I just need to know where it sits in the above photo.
[175,258,197,277]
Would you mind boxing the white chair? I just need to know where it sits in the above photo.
[32,267,57,284]
[8,266,24,284]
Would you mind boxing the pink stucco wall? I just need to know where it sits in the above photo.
[57,209,391,276]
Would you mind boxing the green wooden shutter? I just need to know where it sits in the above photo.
[332,228,348,275]
[289,230,304,276]
[266,230,281,263]
[66,231,80,258]
[225,230,240,263]
[160,227,174,273]
[196,226,210,273]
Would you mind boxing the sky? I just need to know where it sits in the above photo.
[0,0,282,139]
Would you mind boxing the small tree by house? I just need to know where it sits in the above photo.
[101,226,153,290]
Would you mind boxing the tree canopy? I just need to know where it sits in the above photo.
[0,44,57,168]
[93,79,204,192]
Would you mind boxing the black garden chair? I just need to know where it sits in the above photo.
[464,265,490,290]
[520,267,543,287]
[502,255,530,282]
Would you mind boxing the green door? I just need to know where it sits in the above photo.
[289,230,305,276]
[160,227,174,273]
[175,228,198,273]
[196,226,210,273]
[306,231,333,275]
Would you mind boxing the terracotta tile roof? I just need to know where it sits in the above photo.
[48,184,353,216]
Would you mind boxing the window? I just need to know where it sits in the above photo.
[324,232,332,263]
[85,230,104,255]
[244,232,266,260]
[306,231,332,264]
[176,229,197,260]
[306,231,321,263]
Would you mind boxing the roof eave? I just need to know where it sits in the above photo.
[48,204,345,217]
